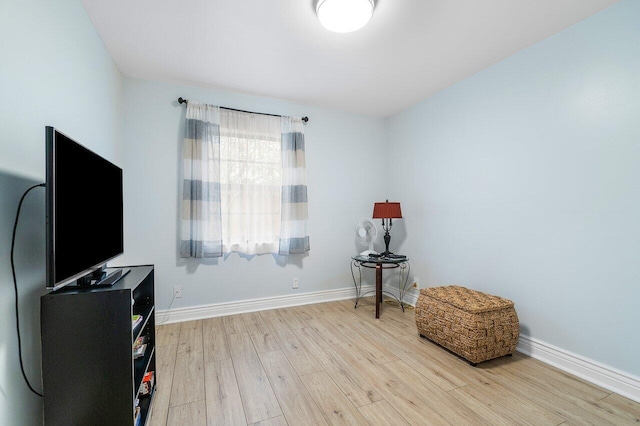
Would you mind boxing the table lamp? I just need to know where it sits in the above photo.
[372,200,402,257]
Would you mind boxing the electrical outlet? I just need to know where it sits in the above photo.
[174,286,182,298]
[412,277,420,289]
[292,278,299,289]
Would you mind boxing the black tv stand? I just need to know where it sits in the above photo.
[72,267,131,288]
[42,265,156,426]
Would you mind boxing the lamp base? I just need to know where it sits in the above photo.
[380,221,405,259]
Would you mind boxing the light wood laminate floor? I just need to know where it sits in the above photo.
[150,298,640,425]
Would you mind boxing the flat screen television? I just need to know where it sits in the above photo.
[46,126,125,290]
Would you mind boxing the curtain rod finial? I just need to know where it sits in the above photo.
[178,97,188,105]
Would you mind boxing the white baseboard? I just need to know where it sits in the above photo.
[517,334,640,403]
[382,283,418,306]
[156,284,373,324]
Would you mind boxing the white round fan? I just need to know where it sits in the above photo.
[355,218,378,256]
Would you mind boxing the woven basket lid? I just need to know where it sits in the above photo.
[421,285,514,313]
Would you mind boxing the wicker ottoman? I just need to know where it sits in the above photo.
[415,286,519,365]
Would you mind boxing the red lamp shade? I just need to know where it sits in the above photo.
[372,201,402,219]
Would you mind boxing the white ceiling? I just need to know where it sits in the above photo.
[81,0,618,118]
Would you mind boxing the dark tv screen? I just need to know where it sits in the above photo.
[46,127,123,290]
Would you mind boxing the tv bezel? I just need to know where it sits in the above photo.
[45,126,124,291]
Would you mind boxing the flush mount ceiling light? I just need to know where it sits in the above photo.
[316,0,375,33]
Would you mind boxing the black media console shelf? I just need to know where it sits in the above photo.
[41,265,156,426]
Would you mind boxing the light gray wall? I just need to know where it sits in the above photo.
[386,0,639,376]
[117,78,388,311]
[0,0,123,424]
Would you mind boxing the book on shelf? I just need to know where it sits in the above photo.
[133,335,148,350]
[132,314,143,330]
[133,343,147,359]
[134,406,141,426]
[138,371,155,396]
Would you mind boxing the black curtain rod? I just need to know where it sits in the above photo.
[178,97,308,123]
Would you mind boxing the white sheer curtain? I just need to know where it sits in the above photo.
[219,109,282,254]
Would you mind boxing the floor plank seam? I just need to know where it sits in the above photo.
[227,337,252,426]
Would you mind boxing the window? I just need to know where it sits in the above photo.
[219,111,282,254]
[181,102,309,258]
